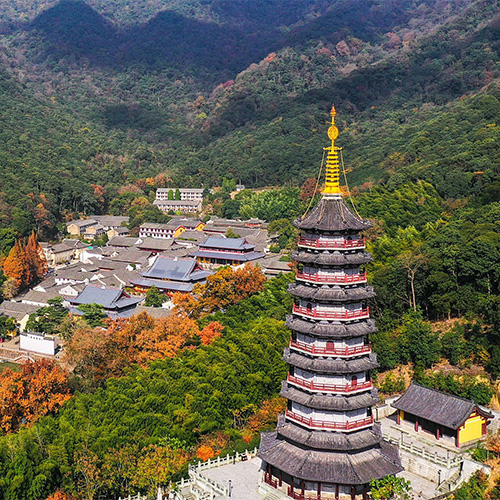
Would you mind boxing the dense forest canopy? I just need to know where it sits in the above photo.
[0,0,498,239]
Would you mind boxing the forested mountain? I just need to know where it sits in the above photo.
[0,0,498,239]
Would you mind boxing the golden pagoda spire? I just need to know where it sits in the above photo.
[322,105,342,197]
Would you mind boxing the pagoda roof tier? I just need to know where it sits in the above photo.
[288,283,375,302]
[277,420,384,451]
[294,198,372,232]
[286,316,376,339]
[281,382,379,411]
[259,430,402,485]
[283,349,378,373]
[292,250,371,266]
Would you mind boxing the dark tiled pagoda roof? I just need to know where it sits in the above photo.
[259,431,402,485]
[292,250,371,266]
[392,383,494,430]
[281,383,379,411]
[277,420,384,451]
[294,198,372,232]
[286,316,377,339]
[288,283,375,302]
[284,349,378,373]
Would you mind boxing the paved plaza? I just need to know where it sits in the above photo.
[201,457,263,500]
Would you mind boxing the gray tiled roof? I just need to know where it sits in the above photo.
[67,219,97,228]
[294,198,372,232]
[193,250,265,262]
[392,383,494,429]
[91,215,129,227]
[174,230,209,244]
[20,289,64,305]
[143,256,211,282]
[282,383,379,411]
[108,236,141,247]
[283,349,379,374]
[292,250,372,266]
[259,430,402,484]
[200,236,255,251]
[110,248,150,265]
[277,421,384,451]
[137,238,177,251]
[0,301,39,321]
[168,217,204,229]
[131,277,195,292]
[286,316,377,339]
[288,283,375,302]
[70,285,142,310]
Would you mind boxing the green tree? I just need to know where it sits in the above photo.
[0,315,16,338]
[399,310,440,368]
[26,297,69,335]
[144,286,165,308]
[225,228,240,239]
[370,475,411,500]
[78,303,107,327]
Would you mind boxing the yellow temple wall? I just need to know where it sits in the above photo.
[458,414,485,445]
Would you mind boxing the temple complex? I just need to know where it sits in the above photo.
[258,107,403,499]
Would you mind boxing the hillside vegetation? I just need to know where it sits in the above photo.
[0,0,498,238]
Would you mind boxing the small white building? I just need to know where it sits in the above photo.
[156,188,203,201]
[20,332,56,356]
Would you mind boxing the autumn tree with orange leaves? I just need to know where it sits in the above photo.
[2,233,47,296]
[173,264,266,318]
[45,492,74,500]
[0,359,70,433]
[2,240,29,294]
[64,312,225,383]
[26,231,48,280]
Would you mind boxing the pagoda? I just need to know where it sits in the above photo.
[258,107,403,500]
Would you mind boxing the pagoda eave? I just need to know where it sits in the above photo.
[294,198,373,232]
[292,250,372,266]
[259,431,403,485]
[277,420,385,451]
[283,349,379,373]
[286,316,377,339]
[288,283,376,301]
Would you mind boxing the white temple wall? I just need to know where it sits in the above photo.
[294,368,367,385]
[291,403,368,423]
[295,333,365,349]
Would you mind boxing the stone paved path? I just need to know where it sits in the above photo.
[202,457,263,500]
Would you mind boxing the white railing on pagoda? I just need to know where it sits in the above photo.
[285,410,373,431]
[298,237,365,249]
[295,271,367,284]
[292,304,369,320]
[287,374,373,393]
[290,339,371,357]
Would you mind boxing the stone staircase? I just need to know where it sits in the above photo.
[262,492,286,500]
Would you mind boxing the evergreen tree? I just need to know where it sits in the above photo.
[144,286,165,307]
[78,304,107,327]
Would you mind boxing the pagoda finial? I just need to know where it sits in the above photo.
[322,104,342,197]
